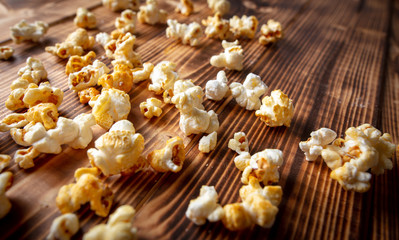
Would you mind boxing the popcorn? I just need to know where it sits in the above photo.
[175,0,194,16]
[0,172,13,219]
[210,40,244,71]
[98,64,133,93]
[0,46,14,60]
[138,0,168,25]
[233,152,251,171]
[255,89,294,127]
[89,88,131,130]
[56,167,114,217]
[205,71,229,101]
[0,113,29,132]
[259,20,283,45]
[0,155,11,173]
[171,80,204,114]
[330,162,372,192]
[147,137,185,172]
[166,19,203,46]
[74,7,97,29]
[228,132,249,154]
[179,108,219,136]
[207,0,230,16]
[199,132,217,153]
[102,0,140,11]
[112,33,142,68]
[229,73,268,110]
[149,61,179,102]
[25,103,59,130]
[114,10,137,35]
[14,147,40,169]
[186,186,224,225]
[222,203,252,231]
[132,62,154,83]
[299,128,337,161]
[83,205,137,240]
[10,19,48,44]
[96,32,113,57]
[45,28,95,58]
[140,97,163,118]
[65,51,96,75]
[47,213,79,240]
[17,57,47,86]
[229,15,258,39]
[78,87,100,104]
[88,120,147,176]
[202,13,233,40]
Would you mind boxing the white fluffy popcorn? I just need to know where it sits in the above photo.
[103,0,140,11]
[17,57,47,86]
[147,137,185,172]
[186,186,225,225]
[115,10,137,35]
[175,0,194,16]
[330,162,372,192]
[0,171,13,219]
[138,0,168,25]
[172,80,204,114]
[229,15,259,39]
[10,19,48,44]
[230,73,268,110]
[299,128,337,161]
[233,152,251,171]
[0,155,11,173]
[68,60,110,92]
[207,0,230,16]
[149,61,179,102]
[205,71,229,101]
[179,108,219,136]
[166,19,203,46]
[228,132,249,154]
[210,40,244,71]
[132,62,154,83]
[199,131,217,153]
[202,13,233,40]
[47,213,79,240]
[259,20,283,45]
[0,46,14,60]
[140,97,163,118]
[74,8,97,29]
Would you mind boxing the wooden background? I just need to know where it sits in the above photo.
[0,0,398,239]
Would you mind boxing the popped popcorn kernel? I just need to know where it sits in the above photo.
[202,13,233,40]
[179,108,219,136]
[199,131,217,153]
[299,128,337,161]
[114,9,137,35]
[175,0,194,16]
[149,61,179,100]
[172,80,204,114]
[147,137,185,172]
[17,57,47,85]
[138,0,168,25]
[78,87,100,104]
[229,15,259,39]
[25,103,59,130]
[132,62,154,83]
[210,40,244,71]
[14,147,40,169]
[140,97,163,118]
[228,132,249,154]
[330,162,371,192]
[222,203,252,231]
[112,33,142,68]
[259,20,283,45]
[186,186,225,225]
[65,51,96,75]
[56,167,114,217]
[74,7,97,29]
[230,73,268,110]
[47,213,79,240]
[233,152,251,171]
[255,89,294,127]
[0,46,14,60]
[0,171,13,219]
[207,0,230,16]
[205,70,229,101]
[98,63,133,93]
[166,19,203,46]
[103,0,140,11]
[10,19,49,44]
[0,113,29,132]
[0,155,11,173]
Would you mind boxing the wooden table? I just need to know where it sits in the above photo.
[0,0,397,239]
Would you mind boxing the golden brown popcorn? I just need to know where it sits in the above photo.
[149,61,179,100]
[222,203,252,231]
[46,28,95,58]
[228,132,249,154]
[140,97,163,118]
[229,15,258,39]
[96,32,114,57]
[166,19,203,46]
[102,0,140,11]
[89,88,131,130]
[210,40,244,71]
[56,167,114,217]
[205,70,229,101]
[78,87,100,104]
[0,155,11,173]
[65,51,96,75]
[207,0,230,16]
[201,13,233,40]
[255,89,294,127]
[132,62,154,83]
[0,46,14,60]
[186,186,225,225]
[229,73,268,110]
[14,146,40,169]
[330,162,371,192]
[74,7,97,29]
[199,131,217,153]
[83,205,137,240]
[47,213,79,240]
[10,19,49,44]
[0,171,13,219]
[25,103,59,130]
[175,0,194,16]
[17,57,47,86]
[68,60,110,92]
[259,20,283,45]
[88,120,147,176]
[138,0,168,25]
[112,33,142,68]
[0,113,29,132]
[299,128,337,161]
[98,64,134,93]
[114,9,137,35]
[147,137,185,172]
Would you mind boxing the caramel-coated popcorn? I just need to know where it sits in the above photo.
[99,64,133,93]
[140,97,163,118]
[137,0,168,25]
[205,70,229,101]
[103,0,140,11]
[65,51,96,75]
[166,19,203,46]
[175,0,194,16]
[259,20,283,45]
[68,60,111,92]
[229,15,258,39]
[47,213,79,240]
[210,40,244,71]
[17,57,47,86]
[78,87,100,104]
[0,155,11,173]
[149,61,179,101]
[228,132,249,154]
[25,103,59,130]
[222,203,252,231]
[0,46,14,60]
[207,0,230,16]
[230,73,268,110]
[147,137,185,172]
[74,8,97,29]
[132,62,154,83]
[202,13,233,40]
[299,128,337,161]
[199,131,217,153]
[10,19,49,44]
[0,171,13,219]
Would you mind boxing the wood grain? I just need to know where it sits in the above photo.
[0,0,397,239]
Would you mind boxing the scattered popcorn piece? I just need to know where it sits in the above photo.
[83,205,137,240]
[299,128,337,161]
[25,103,59,130]
[230,73,268,110]
[0,46,14,60]
[10,19,48,44]
[255,89,294,127]
[0,113,29,132]
[179,109,219,136]
[78,87,100,104]
[114,10,137,35]
[205,71,229,101]
[17,57,47,85]
[228,132,249,154]
[147,137,185,172]
[229,15,258,39]
[96,32,113,57]
[330,162,372,192]
[222,203,252,231]
[65,51,96,75]
[0,155,11,173]
[210,40,244,71]
[202,13,233,40]
[172,80,205,114]
[0,171,13,219]
[98,64,133,93]
[186,186,225,225]
[149,61,179,102]
[88,120,147,176]
[138,0,167,25]
[175,0,194,16]
[102,0,139,11]
[112,33,142,68]
[259,20,283,45]
[233,152,251,171]
[56,167,114,217]
[14,147,40,169]
[74,7,97,29]
[199,132,217,153]
[132,62,154,83]
[166,19,203,46]
[140,97,163,118]
[47,213,79,240]
[207,0,230,16]
[45,28,95,58]
[89,88,131,130]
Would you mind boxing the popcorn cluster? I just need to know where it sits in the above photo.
[210,40,244,71]
[10,19,49,44]
[166,19,203,46]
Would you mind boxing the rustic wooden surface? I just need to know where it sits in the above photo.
[0,0,397,239]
